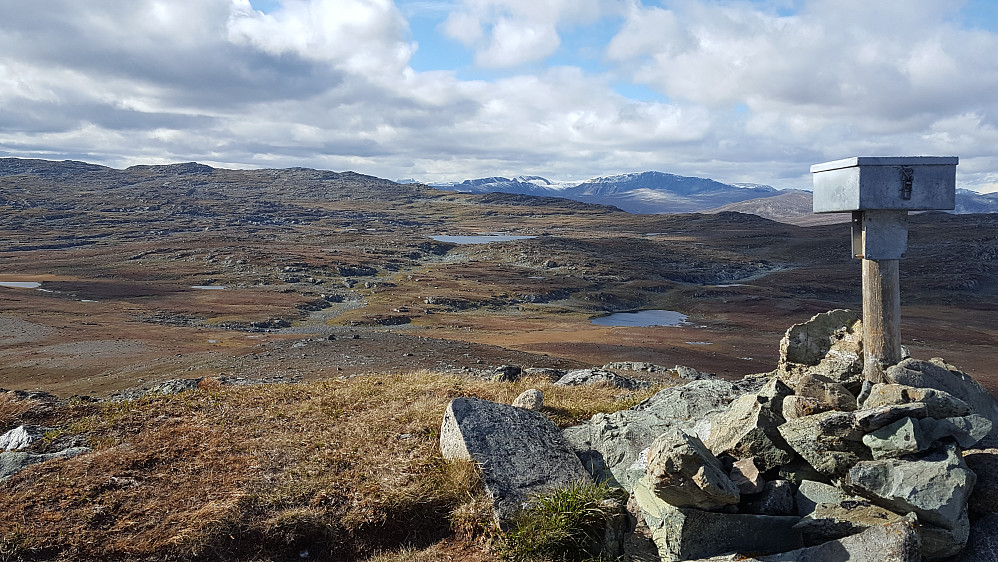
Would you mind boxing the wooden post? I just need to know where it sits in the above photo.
[862,258,901,383]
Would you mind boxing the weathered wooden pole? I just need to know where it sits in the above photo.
[861,257,901,383]
[811,156,958,388]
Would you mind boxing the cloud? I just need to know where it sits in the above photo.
[0,0,997,192]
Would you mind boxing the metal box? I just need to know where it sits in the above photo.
[811,156,957,213]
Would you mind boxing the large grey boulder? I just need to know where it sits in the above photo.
[862,417,929,459]
[643,428,739,510]
[886,358,998,438]
[440,397,591,520]
[634,479,803,562]
[796,479,862,516]
[777,309,864,390]
[700,514,920,562]
[920,507,970,560]
[844,443,975,530]
[853,403,928,433]
[963,448,998,515]
[0,447,91,481]
[700,380,794,471]
[864,383,973,419]
[778,410,871,481]
[564,378,759,491]
[919,414,992,449]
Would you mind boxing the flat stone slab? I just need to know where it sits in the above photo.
[440,397,591,520]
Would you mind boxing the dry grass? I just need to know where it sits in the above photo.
[0,372,660,561]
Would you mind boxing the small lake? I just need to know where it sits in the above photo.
[191,285,226,290]
[591,310,689,327]
[0,281,41,289]
[431,234,536,244]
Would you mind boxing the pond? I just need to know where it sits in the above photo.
[591,310,689,327]
[0,281,41,289]
[430,234,536,244]
[191,285,227,290]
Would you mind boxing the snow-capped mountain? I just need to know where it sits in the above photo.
[427,171,781,213]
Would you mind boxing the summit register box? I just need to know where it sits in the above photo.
[811,156,957,213]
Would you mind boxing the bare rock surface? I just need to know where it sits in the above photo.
[778,410,870,481]
[439,397,590,520]
[701,379,793,471]
[0,447,91,481]
[865,383,973,418]
[777,309,864,390]
[0,425,49,451]
[554,368,652,390]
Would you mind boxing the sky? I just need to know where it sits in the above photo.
[1,0,998,192]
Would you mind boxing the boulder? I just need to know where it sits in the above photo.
[643,429,739,510]
[865,383,973,419]
[963,448,998,515]
[554,368,652,390]
[886,358,998,438]
[862,417,929,459]
[701,380,794,471]
[853,403,928,433]
[919,414,992,449]
[793,499,902,545]
[792,373,857,412]
[745,480,795,516]
[959,513,998,561]
[795,480,862,516]
[512,389,544,410]
[708,514,921,562]
[781,395,833,420]
[0,425,49,451]
[844,443,975,530]
[440,397,591,520]
[0,447,91,481]
[492,364,522,382]
[778,410,871,481]
[564,378,760,491]
[729,457,764,495]
[919,507,970,560]
[778,309,864,390]
[521,367,566,381]
[634,479,803,562]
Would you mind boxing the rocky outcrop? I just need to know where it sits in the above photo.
[554,368,652,390]
[1,447,91,481]
[564,378,761,491]
[439,397,590,520]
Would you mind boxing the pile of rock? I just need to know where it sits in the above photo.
[440,310,998,561]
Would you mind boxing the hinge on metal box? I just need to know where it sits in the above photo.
[900,167,914,200]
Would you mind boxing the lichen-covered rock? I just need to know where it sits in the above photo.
[844,443,975,530]
[512,388,544,410]
[644,428,740,510]
[886,358,998,438]
[440,397,591,520]
[795,479,862,516]
[864,383,973,419]
[781,395,833,420]
[778,410,871,481]
[634,479,802,562]
[792,373,857,412]
[564,378,760,491]
[862,416,929,459]
[793,499,902,546]
[554,368,651,390]
[778,309,864,390]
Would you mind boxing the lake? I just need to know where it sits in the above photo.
[0,281,41,289]
[591,310,689,327]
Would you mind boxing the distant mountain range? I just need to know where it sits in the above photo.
[421,172,998,219]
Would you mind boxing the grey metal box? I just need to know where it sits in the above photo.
[811,156,957,213]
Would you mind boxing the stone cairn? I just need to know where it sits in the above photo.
[440,310,998,561]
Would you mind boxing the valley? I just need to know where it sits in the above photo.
[2,158,997,397]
